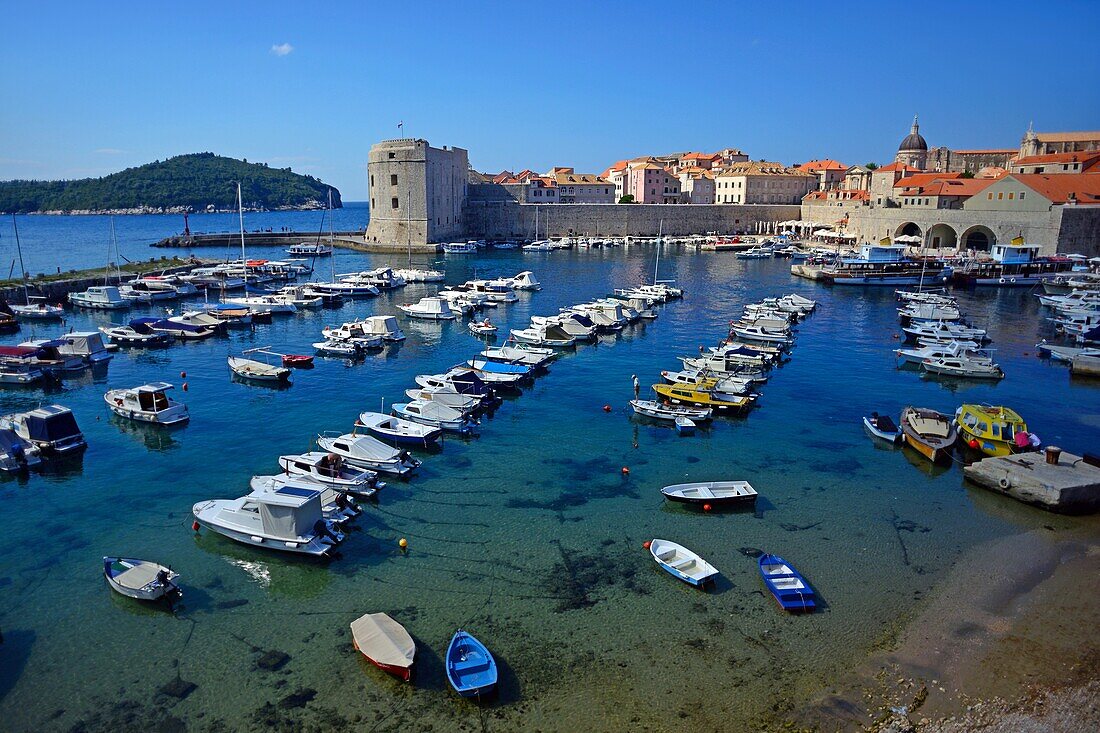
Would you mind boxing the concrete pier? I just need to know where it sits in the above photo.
[1070,354,1100,377]
[963,451,1100,514]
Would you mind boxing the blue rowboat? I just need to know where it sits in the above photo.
[758,554,815,612]
[446,630,497,697]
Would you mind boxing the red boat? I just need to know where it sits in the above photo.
[350,613,415,681]
[282,354,314,368]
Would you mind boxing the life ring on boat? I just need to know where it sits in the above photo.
[1010,277,1017,284]
[999,278,1007,284]
[998,476,1011,489]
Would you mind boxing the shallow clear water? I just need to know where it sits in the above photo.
[0,231,1097,731]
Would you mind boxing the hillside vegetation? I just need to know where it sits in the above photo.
[0,153,341,213]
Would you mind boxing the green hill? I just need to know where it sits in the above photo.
[0,153,341,213]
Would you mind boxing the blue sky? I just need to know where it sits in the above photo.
[2,1,1098,199]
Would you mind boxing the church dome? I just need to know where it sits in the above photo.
[899,115,927,152]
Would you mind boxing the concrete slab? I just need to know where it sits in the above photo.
[963,451,1100,514]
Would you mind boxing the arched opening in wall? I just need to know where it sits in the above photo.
[927,223,958,250]
[895,222,922,238]
[960,225,996,252]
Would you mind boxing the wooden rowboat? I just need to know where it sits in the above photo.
[350,612,416,681]
[660,481,757,507]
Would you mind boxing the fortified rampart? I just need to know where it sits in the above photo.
[464,201,801,240]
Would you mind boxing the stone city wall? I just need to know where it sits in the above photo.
[464,202,801,240]
[1054,206,1100,257]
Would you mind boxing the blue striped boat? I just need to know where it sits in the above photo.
[758,554,815,612]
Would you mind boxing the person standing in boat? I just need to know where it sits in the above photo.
[632,374,640,399]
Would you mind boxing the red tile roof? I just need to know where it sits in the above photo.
[681,152,719,161]
[911,178,998,198]
[798,159,847,172]
[893,172,963,189]
[1011,173,1100,204]
[1014,151,1100,169]
[874,162,920,174]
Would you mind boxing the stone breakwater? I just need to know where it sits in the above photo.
[0,259,215,303]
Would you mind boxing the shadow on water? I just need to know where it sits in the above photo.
[109,414,184,452]
[0,629,35,701]
[190,532,337,599]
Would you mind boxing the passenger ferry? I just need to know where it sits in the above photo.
[286,242,333,256]
[953,240,1074,287]
[823,243,951,286]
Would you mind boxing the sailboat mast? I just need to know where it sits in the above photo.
[406,177,412,265]
[654,218,663,285]
[328,189,336,284]
[11,214,30,305]
[237,182,247,286]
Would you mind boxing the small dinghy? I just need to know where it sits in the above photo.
[468,319,498,337]
[863,412,902,444]
[282,354,314,368]
[313,340,365,358]
[759,554,815,613]
[630,399,712,422]
[351,612,416,681]
[357,411,444,447]
[649,538,718,587]
[675,416,695,435]
[446,630,498,697]
[660,481,757,507]
[103,557,180,603]
[278,452,384,498]
[900,406,957,465]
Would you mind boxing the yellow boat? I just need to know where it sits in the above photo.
[652,383,754,414]
[954,404,1038,457]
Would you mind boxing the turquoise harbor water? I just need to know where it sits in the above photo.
[1,220,1099,731]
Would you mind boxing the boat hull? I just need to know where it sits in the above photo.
[902,433,951,465]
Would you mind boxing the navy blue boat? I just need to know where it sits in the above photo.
[445,630,498,697]
[758,554,815,613]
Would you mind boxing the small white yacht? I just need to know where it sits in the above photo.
[10,299,64,320]
[903,321,988,343]
[69,285,130,310]
[391,400,477,434]
[398,297,456,320]
[922,354,1004,380]
[316,432,422,476]
[895,340,992,367]
[193,487,342,556]
[104,382,189,425]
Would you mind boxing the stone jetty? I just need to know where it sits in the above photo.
[963,450,1100,514]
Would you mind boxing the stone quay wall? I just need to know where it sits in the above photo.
[464,202,802,240]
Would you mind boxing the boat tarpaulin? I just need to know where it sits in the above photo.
[257,493,323,540]
[350,613,415,668]
[25,409,81,443]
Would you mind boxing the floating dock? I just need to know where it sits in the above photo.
[963,450,1100,514]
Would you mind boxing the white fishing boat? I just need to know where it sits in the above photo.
[228,349,292,384]
[273,285,324,308]
[660,481,758,507]
[903,321,988,343]
[192,487,342,556]
[414,370,498,403]
[287,242,334,256]
[356,411,444,447]
[10,300,64,320]
[103,557,180,602]
[442,242,477,253]
[898,302,961,323]
[730,324,793,346]
[480,344,555,369]
[391,401,477,434]
[104,382,189,425]
[393,267,445,283]
[895,340,993,367]
[34,331,113,366]
[69,285,130,310]
[0,404,86,455]
[99,320,173,347]
[468,319,498,336]
[629,399,712,422]
[249,474,359,526]
[661,369,757,395]
[405,387,482,412]
[223,293,298,314]
[310,280,380,298]
[510,324,576,347]
[462,358,530,385]
[360,315,406,342]
[649,539,719,587]
[278,452,384,498]
[922,355,1004,380]
[321,321,386,348]
[316,432,422,476]
[532,313,597,341]
[313,340,366,358]
[398,296,456,320]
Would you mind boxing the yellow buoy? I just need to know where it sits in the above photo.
[398,537,408,551]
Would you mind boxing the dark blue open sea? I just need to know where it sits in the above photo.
[1,209,1098,731]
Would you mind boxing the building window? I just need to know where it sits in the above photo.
[1020,192,1025,200]
[998,192,1004,200]
[370,175,374,187]
[388,152,396,159]
[987,193,993,200]
[390,174,398,185]
[391,197,399,209]
[1008,192,1014,200]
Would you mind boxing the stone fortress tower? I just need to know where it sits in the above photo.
[895,115,928,169]
[363,139,468,246]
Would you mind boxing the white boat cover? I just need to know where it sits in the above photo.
[350,613,415,668]
[114,563,162,590]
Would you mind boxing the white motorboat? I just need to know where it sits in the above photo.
[1035,341,1100,363]
[223,293,298,314]
[480,344,555,369]
[903,321,988,343]
[287,242,334,256]
[0,348,48,385]
[313,340,366,358]
[896,289,954,305]
[1036,290,1100,310]
[35,331,113,366]
[0,428,42,472]
[898,302,961,323]
[69,285,130,310]
[731,324,793,346]
[532,313,597,341]
[0,404,86,455]
[404,387,482,412]
[359,315,406,342]
[510,324,576,347]
[466,280,518,303]
[660,481,758,507]
[468,319,498,336]
[310,280,380,298]
[629,400,712,422]
[391,401,477,434]
[462,358,530,385]
[442,242,477,253]
[120,280,178,302]
[10,300,64,320]
[895,341,993,367]
[278,452,383,498]
[228,350,292,384]
[414,369,498,403]
[399,296,456,320]
[99,321,174,347]
[273,285,324,308]
[316,432,422,476]
[356,411,444,447]
[922,355,1004,379]
[249,474,359,526]
[103,557,180,603]
[393,267,445,283]
[104,382,189,425]
[661,369,756,395]
[192,487,342,556]
[321,321,386,348]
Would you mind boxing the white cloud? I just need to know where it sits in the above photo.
[270,43,294,57]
